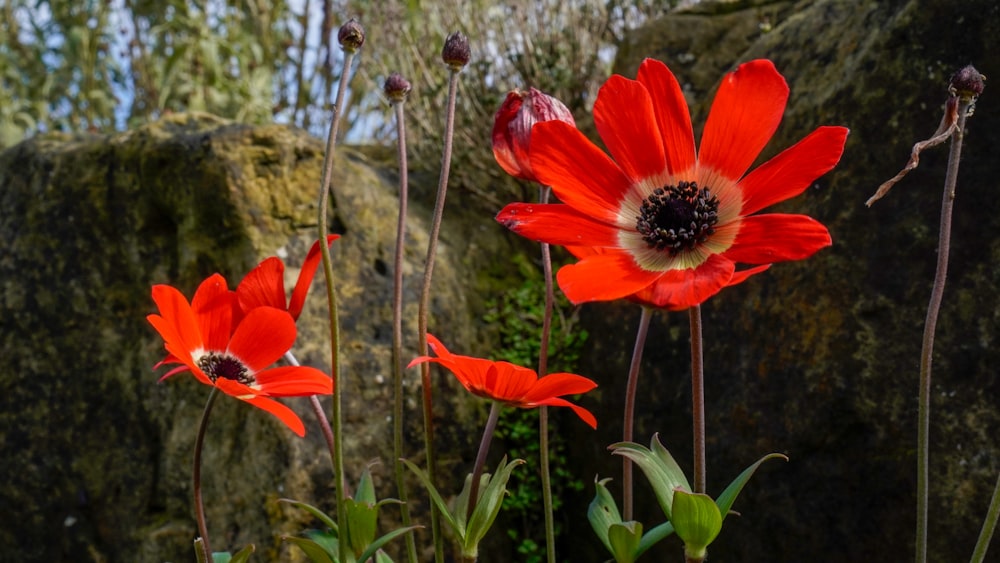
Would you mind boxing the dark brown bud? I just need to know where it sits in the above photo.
[384,73,412,103]
[441,31,470,70]
[950,65,985,99]
[338,18,365,52]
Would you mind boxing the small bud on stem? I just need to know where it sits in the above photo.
[441,31,470,70]
[384,73,412,103]
[338,18,365,53]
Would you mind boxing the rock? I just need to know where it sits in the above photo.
[563,0,1000,561]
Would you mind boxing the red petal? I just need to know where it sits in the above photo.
[486,362,538,402]
[522,372,597,402]
[150,285,203,355]
[556,251,663,304]
[739,126,849,215]
[627,253,736,310]
[228,307,296,373]
[530,397,597,429]
[530,120,632,225]
[253,366,333,396]
[723,214,832,264]
[496,203,621,247]
[593,75,666,183]
[726,264,771,287]
[699,60,788,182]
[190,274,234,352]
[240,395,307,436]
[289,235,339,320]
[491,91,533,180]
[238,257,288,313]
[637,58,697,178]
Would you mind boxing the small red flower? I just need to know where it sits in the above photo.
[148,274,332,436]
[236,235,339,319]
[496,59,848,309]
[408,334,598,428]
[492,88,575,183]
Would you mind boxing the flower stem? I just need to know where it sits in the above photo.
[467,402,503,522]
[970,471,1000,563]
[689,305,706,494]
[417,66,461,563]
[317,47,357,563]
[192,386,221,559]
[284,351,337,468]
[389,97,419,563]
[622,305,653,520]
[536,186,556,563]
[916,97,972,563]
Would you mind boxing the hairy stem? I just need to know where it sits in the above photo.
[193,387,221,558]
[690,305,706,494]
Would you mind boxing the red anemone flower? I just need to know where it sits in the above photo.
[492,87,575,183]
[148,274,333,436]
[236,235,339,319]
[496,59,848,309]
[408,334,598,428]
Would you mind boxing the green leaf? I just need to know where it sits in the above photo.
[228,544,256,563]
[343,497,378,557]
[402,459,461,536]
[636,520,674,558]
[279,499,338,533]
[464,457,525,556]
[607,522,642,563]
[610,434,691,519]
[587,477,623,553]
[281,536,336,563]
[355,466,377,505]
[715,453,788,519]
[671,490,722,560]
[357,525,421,562]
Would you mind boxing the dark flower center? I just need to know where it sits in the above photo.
[635,181,720,255]
[197,352,254,386]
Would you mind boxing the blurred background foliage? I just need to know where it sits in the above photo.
[0,0,685,174]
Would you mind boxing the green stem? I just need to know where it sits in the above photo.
[536,186,556,563]
[193,387,221,559]
[689,305,706,494]
[317,47,357,563]
[417,66,461,563]
[622,305,653,520]
[467,402,503,522]
[389,98,419,563]
[916,97,971,563]
[970,471,1000,563]
[284,351,336,468]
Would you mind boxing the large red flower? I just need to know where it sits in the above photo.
[408,334,598,428]
[148,274,333,436]
[492,87,575,183]
[496,59,848,309]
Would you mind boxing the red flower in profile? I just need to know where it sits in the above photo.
[408,334,598,428]
[148,274,332,436]
[496,59,848,309]
[492,88,575,183]
[236,235,339,319]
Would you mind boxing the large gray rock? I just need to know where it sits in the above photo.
[561,0,1000,561]
[0,112,508,561]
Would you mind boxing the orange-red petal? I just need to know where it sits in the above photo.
[496,203,621,247]
[522,372,597,403]
[240,395,307,436]
[723,213,832,264]
[238,257,288,313]
[254,365,333,396]
[699,60,788,183]
[627,253,736,310]
[637,58,696,178]
[531,396,597,429]
[190,274,234,352]
[150,284,203,356]
[593,74,666,183]
[556,251,664,304]
[738,126,849,215]
[288,235,339,320]
[228,307,297,373]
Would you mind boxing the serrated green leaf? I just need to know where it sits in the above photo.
[607,522,641,563]
[279,499,338,533]
[281,536,335,563]
[610,434,690,519]
[671,489,722,559]
[464,457,524,556]
[715,453,787,520]
[587,477,623,553]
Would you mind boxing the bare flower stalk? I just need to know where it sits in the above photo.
[317,19,364,563]
[467,402,503,522]
[536,186,556,562]
[690,305,706,495]
[192,387,221,559]
[417,32,468,562]
[622,305,654,520]
[284,351,337,468]
[970,471,1000,563]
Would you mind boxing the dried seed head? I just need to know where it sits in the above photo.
[384,73,412,103]
[338,18,365,52]
[442,31,470,70]
[950,65,985,100]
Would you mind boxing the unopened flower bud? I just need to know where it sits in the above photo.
[384,73,412,103]
[950,65,985,100]
[338,18,365,52]
[442,31,470,70]
[492,88,575,182]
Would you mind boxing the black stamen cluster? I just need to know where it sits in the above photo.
[635,181,719,255]
[198,352,254,386]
